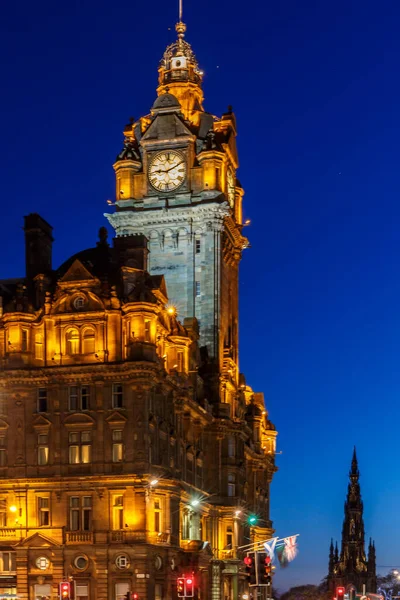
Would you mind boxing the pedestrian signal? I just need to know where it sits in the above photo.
[185,577,194,598]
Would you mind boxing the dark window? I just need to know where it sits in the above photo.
[112,384,123,408]
[37,388,48,412]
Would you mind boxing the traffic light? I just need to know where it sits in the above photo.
[177,578,185,598]
[244,553,256,585]
[59,582,70,600]
[132,594,139,600]
[336,587,345,600]
[259,554,272,585]
[185,577,194,598]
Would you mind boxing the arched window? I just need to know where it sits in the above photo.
[66,329,80,355]
[35,334,44,360]
[82,329,95,354]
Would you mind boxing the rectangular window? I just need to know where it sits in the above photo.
[70,496,91,531]
[81,386,90,411]
[177,351,184,372]
[226,526,233,549]
[144,320,151,342]
[70,497,80,530]
[38,497,50,526]
[76,585,89,600]
[112,384,123,408]
[82,496,92,530]
[195,239,201,254]
[0,551,16,573]
[35,335,44,359]
[69,386,90,411]
[0,500,6,526]
[228,437,235,458]
[69,432,91,464]
[195,281,201,297]
[21,329,28,352]
[227,473,236,497]
[115,584,129,600]
[37,388,48,412]
[155,584,162,600]
[113,495,124,530]
[112,443,123,463]
[154,498,161,533]
[38,434,49,465]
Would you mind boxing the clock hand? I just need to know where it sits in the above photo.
[165,161,184,173]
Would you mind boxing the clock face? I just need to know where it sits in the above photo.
[148,151,186,192]
[227,169,235,206]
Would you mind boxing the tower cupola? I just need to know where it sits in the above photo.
[157,21,204,125]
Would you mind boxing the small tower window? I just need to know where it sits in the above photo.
[35,334,44,359]
[21,330,28,352]
[144,320,151,342]
[195,282,201,297]
[195,239,201,254]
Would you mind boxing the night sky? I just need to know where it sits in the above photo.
[1,0,400,592]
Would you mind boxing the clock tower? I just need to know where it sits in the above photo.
[106,19,248,407]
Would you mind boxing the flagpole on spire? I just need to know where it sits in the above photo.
[179,0,183,22]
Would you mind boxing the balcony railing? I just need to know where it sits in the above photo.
[108,530,146,544]
[0,528,17,538]
[65,531,93,544]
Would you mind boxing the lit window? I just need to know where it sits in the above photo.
[155,584,163,600]
[112,384,123,408]
[177,351,184,372]
[38,434,49,465]
[38,497,50,526]
[37,388,48,412]
[144,320,151,342]
[115,583,130,600]
[0,551,16,573]
[82,329,95,354]
[113,495,124,530]
[195,239,201,254]
[226,525,233,548]
[195,281,201,297]
[0,500,6,526]
[35,334,43,359]
[66,329,79,355]
[154,498,162,533]
[69,431,91,464]
[112,429,124,463]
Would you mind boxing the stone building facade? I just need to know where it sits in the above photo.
[0,18,277,600]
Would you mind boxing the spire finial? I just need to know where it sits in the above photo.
[175,0,186,40]
[350,445,359,479]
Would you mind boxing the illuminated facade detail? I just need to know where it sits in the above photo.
[328,449,377,594]
[0,19,277,600]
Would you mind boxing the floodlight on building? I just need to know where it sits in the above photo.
[190,499,200,507]
[150,479,159,487]
[9,505,17,513]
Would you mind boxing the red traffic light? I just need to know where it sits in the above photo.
[132,595,138,600]
[59,582,70,599]
[265,556,271,564]
[244,556,253,566]
[336,588,345,597]
[185,577,194,598]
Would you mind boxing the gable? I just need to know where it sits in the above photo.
[32,415,52,430]
[18,532,60,547]
[105,411,128,426]
[142,113,193,142]
[59,259,96,285]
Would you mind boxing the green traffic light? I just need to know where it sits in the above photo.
[248,515,257,525]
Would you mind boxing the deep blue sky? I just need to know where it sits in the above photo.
[1,0,400,591]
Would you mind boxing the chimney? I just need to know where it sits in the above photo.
[23,214,54,280]
[114,234,149,271]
